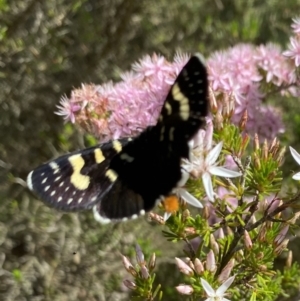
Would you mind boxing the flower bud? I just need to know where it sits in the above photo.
[244,230,253,249]
[262,139,268,160]
[194,258,204,275]
[274,238,289,255]
[148,253,156,271]
[239,110,248,131]
[206,250,216,272]
[176,284,194,295]
[209,88,218,113]
[123,279,137,290]
[141,265,150,279]
[254,133,259,151]
[218,259,235,283]
[218,228,225,239]
[135,244,145,266]
[122,255,137,277]
[202,205,210,220]
[286,250,293,268]
[175,257,194,276]
[274,225,289,246]
[182,209,191,222]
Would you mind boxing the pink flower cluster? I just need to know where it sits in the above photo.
[208,42,295,140]
[283,17,300,67]
[56,53,189,142]
[56,18,300,142]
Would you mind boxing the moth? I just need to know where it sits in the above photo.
[27,54,208,223]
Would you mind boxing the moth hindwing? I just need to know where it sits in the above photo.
[27,53,209,223]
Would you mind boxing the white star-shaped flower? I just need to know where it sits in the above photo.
[290,146,300,180]
[201,276,235,301]
[182,122,242,202]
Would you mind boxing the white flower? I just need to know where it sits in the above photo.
[290,146,300,180]
[163,169,204,221]
[182,122,242,202]
[201,276,235,301]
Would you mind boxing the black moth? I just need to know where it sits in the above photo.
[27,54,208,223]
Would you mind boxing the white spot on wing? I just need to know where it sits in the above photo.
[42,177,47,184]
[67,198,73,204]
[27,171,34,190]
[58,196,63,202]
[45,185,50,192]
[93,206,111,224]
[78,197,83,203]
[59,181,64,187]
[54,176,61,182]
[50,190,56,196]
[49,161,60,174]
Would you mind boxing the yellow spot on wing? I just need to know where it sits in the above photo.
[94,148,105,164]
[68,154,90,190]
[169,127,175,141]
[171,83,190,120]
[105,169,118,182]
[164,102,172,115]
[120,153,134,162]
[112,140,122,153]
[160,126,165,141]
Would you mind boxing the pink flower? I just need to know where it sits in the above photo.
[251,106,284,141]
[227,44,262,87]
[207,51,230,91]
[132,53,173,83]
[291,17,300,34]
[55,96,81,123]
[283,37,300,67]
[254,44,286,84]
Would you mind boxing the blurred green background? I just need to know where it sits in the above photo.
[1,1,300,300]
